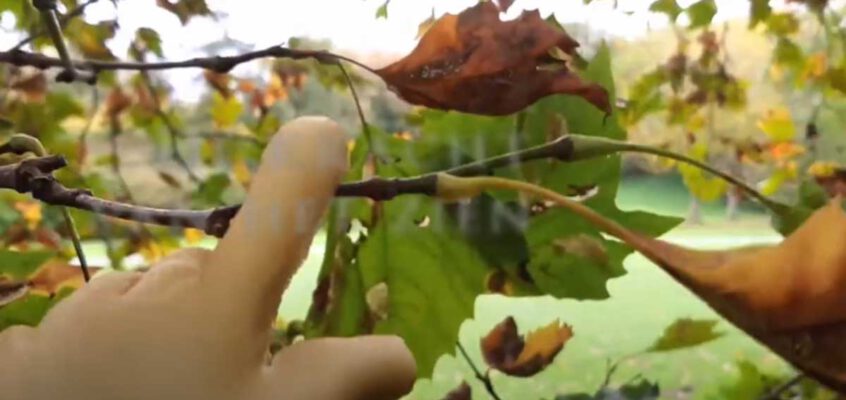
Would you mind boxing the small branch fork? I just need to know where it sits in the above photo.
[0,137,576,237]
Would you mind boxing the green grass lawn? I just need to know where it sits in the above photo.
[79,175,789,399]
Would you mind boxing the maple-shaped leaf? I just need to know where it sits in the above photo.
[375,2,610,116]
[480,316,573,377]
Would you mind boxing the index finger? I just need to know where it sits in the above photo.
[205,116,348,333]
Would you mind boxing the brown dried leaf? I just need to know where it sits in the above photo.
[11,72,47,102]
[204,70,232,98]
[594,198,846,391]
[376,2,610,116]
[157,171,182,189]
[28,260,100,296]
[105,87,133,120]
[0,280,28,307]
[497,0,515,13]
[480,316,573,377]
[441,381,472,400]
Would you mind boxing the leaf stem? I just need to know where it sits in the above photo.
[59,207,90,281]
[456,341,503,400]
[567,134,789,214]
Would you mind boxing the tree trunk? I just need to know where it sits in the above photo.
[687,197,703,225]
[726,187,740,221]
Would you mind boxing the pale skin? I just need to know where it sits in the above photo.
[0,116,417,400]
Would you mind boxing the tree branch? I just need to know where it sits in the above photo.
[136,69,201,184]
[11,0,100,51]
[0,45,376,76]
[0,136,575,237]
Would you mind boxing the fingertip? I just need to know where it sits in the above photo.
[261,115,349,181]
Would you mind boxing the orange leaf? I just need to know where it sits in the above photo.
[14,201,42,230]
[597,198,846,390]
[376,2,609,116]
[480,316,573,377]
[28,260,100,296]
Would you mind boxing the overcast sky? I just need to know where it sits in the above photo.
[0,0,802,101]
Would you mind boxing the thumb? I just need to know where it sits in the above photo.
[261,336,417,400]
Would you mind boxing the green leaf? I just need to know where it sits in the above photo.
[135,27,163,57]
[686,0,717,29]
[774,38,805,70]
[0,250,54,280]
[156,0,213,25]
[647,318,724,352]
[749,0,772,28]
[716,361,781,399]
[766,13,800,36]
[191,173,230,207]
[522,44,681,300]
[649,0,683,21]
[0,288,73,332]
[557,379,660,400]
[375,0,389,19]
[64,19,117,60]
[358,213,489,377]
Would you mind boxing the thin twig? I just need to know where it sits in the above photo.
[187,132,265,146]
[0,45,376,75]
[11,0,100,51]
[456,341,503,400]
[337,61,373,145]
[59,207,90,281]
[30,0,94,82]
[760,374,803,400]
[137,69,201,184]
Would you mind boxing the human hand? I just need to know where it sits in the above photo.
[0,116,416,400]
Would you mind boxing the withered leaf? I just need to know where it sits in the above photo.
[591,198,846,391]
[441,381,472,400]
[28,261,100,296]
[480,316,573,377]
[0,281,28,307]
[376,2,610,116]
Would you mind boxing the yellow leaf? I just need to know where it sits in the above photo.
[211,92,243,129]
[515,320,574,367]
[757,107,796,142]
[183,228,205,245]
[809,161,840,178]
[14,201,42,230]
[802,52,828,81]
[139,240,177,264]
[232,158,252,188]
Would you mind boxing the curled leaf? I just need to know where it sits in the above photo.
[376,2,610,116]
[0,281,28,307]
[28,260,99,296]
[481,316,573,377]
[596,198,846,391]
